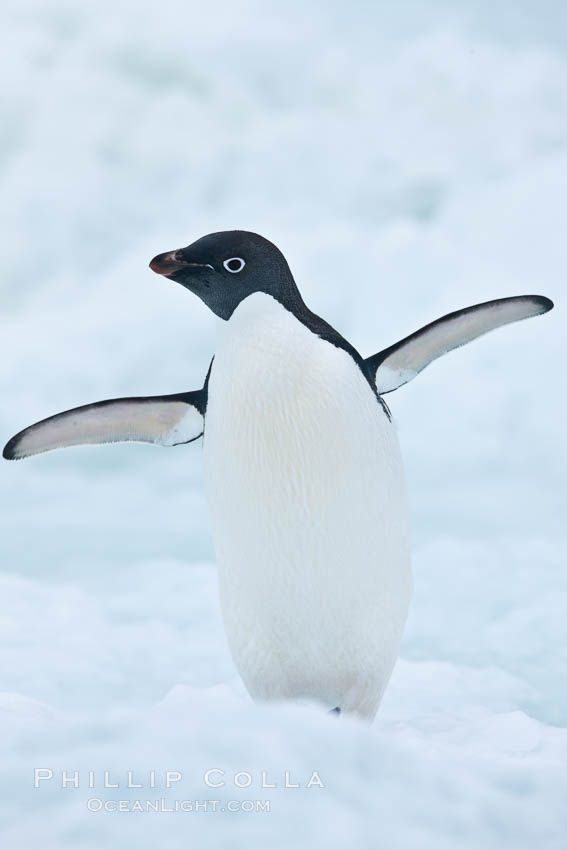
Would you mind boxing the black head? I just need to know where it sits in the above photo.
[149,230,301,320]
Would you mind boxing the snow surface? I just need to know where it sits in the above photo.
[0,1,566,847]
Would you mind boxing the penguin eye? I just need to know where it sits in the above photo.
[223,257,245,273]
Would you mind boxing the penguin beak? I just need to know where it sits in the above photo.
[149,250,213,277]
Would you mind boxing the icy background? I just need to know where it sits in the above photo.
[0,0,565,847]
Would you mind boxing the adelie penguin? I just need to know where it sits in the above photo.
[3,231,554,720]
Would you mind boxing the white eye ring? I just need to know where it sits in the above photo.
[223,257,245,273]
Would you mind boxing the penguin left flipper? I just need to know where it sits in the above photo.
[366,295,554,394]
[3,390,206,461]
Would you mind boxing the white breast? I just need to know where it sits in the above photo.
[203,293,411,719]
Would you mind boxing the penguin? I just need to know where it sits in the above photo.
[3,231,553,720]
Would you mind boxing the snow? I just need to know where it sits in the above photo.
[0,0,566,847]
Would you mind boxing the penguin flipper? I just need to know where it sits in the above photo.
[366,295,554,394]
[3,390,206,460]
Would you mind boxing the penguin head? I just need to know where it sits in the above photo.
[149,230,300,319]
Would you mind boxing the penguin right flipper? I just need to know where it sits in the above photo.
[3,390,206,461]
[366,295,554,394]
